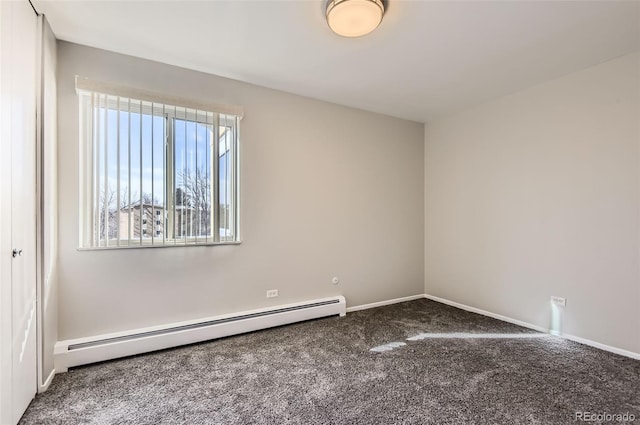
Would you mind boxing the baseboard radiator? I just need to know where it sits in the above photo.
[54,296,346,372]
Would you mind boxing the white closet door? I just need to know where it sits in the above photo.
[0,1,38,423]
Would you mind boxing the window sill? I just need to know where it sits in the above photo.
[77,240,242,251]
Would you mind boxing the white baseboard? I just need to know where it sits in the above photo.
[551,331,640,360]
[346,294,426,313]
[424,294,549,333]
[38,368,55,393]
[425,293,640,360]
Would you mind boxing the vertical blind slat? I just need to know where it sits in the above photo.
[213,113,219,243]
[235,116,240,240]
[173,108,177,245]
[183,108,187,245]
[96,94,100,246]
[206,112,212,245]
[127,98,132,246]
[116,97,121,246]
[151,102,155,246]
[225,115,230,241]
[139,101,143,244]
[232,116,237,240]
[103,94,108,247]
[162,104,166,246]
[92,93,97,247]
[194,110,199,244]
[171,109,176,245]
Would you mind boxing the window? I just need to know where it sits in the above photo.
[78,81,241,248]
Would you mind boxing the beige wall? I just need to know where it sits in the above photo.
[425,52,640,354]
[57,41,425,341]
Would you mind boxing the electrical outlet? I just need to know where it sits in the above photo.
[550,296,566,307]
[266,289,278,298]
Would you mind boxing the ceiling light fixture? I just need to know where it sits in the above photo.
[326,0,385,38]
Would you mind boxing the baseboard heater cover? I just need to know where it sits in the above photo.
[54,296,346,372]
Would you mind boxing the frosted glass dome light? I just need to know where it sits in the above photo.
[326,0,385,38]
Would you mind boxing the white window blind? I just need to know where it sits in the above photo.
[77,79,241,249]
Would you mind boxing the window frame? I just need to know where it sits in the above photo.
[77,89,241,250]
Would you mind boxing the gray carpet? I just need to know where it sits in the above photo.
[20,299,640,424]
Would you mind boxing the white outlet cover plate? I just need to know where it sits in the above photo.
[550,296,566,307]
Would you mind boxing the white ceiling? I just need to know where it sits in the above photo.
[34,0,640,123]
